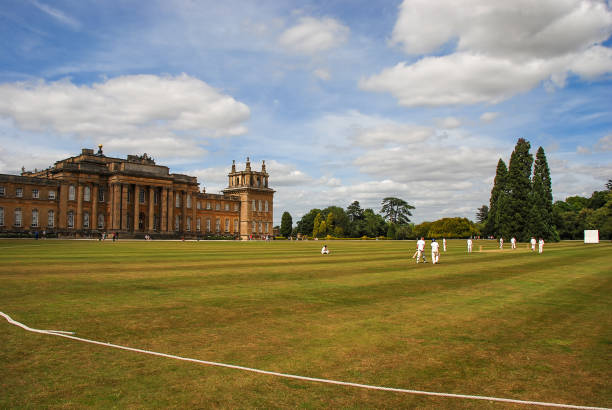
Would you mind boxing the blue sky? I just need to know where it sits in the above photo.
[1,0,611,225]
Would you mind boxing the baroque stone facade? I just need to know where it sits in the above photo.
[0,147,274,239]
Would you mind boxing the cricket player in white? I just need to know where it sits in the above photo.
[499,237,504,249]
[443,238,447,252]
[431,239,440,264]
[511,237,516,249]
[467,238,473,253]
[416,237,427,263]
[538,238,544,253]
[321,245,330,254]
[530,237,536,251]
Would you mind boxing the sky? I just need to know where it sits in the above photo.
[1,0,611,226]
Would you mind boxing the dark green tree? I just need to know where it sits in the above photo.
[363,208,387,237]
[380,197,415,225]
[386,223,397,239]
[485,159,508,236]
[321,206,350,237]
[346,201,364,222]
[606,179,612,190]
[503,138,533,241]
[476,205,489,224]
[280,211,293,238]
[296,208,321,235]
[528,147,558,240]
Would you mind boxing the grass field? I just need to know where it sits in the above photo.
[1,239,610,409]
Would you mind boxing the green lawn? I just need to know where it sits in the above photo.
[1,239,610,409]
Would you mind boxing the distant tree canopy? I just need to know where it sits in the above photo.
[380,197,415,225]
[280,211,293,237]
[553,184,612,240]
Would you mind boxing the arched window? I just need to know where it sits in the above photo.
[68,185,76,201]
[48,210,55,228]
[67,211,74,228]
[83,212,90,228]
[84,186,91,201]
[31,209,39,227]
[97,213,104,229]
[14,208,22,227]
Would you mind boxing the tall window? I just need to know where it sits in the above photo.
[252,200,256,211]
[14,208,22,227]
[252,221,256,233]
[215,218,220,232]
[186,216,192,231]
[215,202,220,210]
[127,189,132,203]
[139,188,145,204]
[0,207,4,226]
[31,209,39,227]
[98,187,105,202]
[187,195,192,209]
[68,185,75,200]
[258,200,262,212]
[197,201,201,210]
[175,215,180,231]
[225,218,230,232]
[0,186,4,196]
[32,189,39,199]
[266,222,269,233]
[196,218,201,231]
[16,187,23,198]
[206,219,211,232]
[234,203,239,211]
[258,221,262,233]
[175,193,181,208]
[67,211,74,228]
[83,212,90,228]
[234,219,238,232]
[84,186,90,201]
[48,190,56,200]
[97,213,104,229]
[265,201,269,212]
[48,210,55,228]
[154,190,159,205]
[206,201,211,210]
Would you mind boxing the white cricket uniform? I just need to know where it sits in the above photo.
[321,246,329,254]
[431,241,440,264]
[530,238,536,251]
[467,239,473,252]
[499,238,504,249]
[443,238,447,252]
[511,237,516,249]
[416,239,426,263]
[538,239,544,254]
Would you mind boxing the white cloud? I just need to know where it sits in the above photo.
[279,16,349,55]
[0,74,250,161]
[480,112,500,123]
[30,0,81,30]
[365,0,612,107]
[313,68,331,81]
[594,133,612,151]
[576,145,592,154]
[438,117,462,129]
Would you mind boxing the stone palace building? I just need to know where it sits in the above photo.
[0,146,274,239]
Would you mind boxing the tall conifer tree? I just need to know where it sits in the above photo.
[485,159,508,236]
[503,138,533,241]
[529,147,558,240]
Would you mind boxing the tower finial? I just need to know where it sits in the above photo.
[231,159,236,173]
[245,156,251,171]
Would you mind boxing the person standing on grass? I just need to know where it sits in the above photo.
[538,238,544,254]
[511,237,516,249]
[467,238,473,253]
[530,236,536,251]
[416,237,427,263]
[499,237,504,249]
[431,239,440,264]
[443,238,447,252]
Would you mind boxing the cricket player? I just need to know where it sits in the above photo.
[530,237,536,251]
[321,245,330,254]
[443,238,447,252]
[431,239,440,264]
[499,237,504,249]
[467,238,473,253]
[510,237,516,249]
[416,237,427,263]
[538,238,544,254]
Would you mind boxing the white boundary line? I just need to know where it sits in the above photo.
[1,311,609,410]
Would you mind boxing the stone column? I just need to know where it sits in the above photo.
[76,184,84,229]
[167,189,174,232]
[133,184,140,232]
[58,183,68,229]
[148,186,155,232]
[182,191,187,232]
[120,184,128,231]
[112,183,121,230]
[161,187,168,232]
[92,185,98,230]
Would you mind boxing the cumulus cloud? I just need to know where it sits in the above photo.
[594,133,612,151]
[438,117,462,129]
[480,112,500,123]
[279,16,349,55]
[0,73,250,140]
[363,0,612,107]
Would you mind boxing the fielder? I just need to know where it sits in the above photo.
[499,237,504,249]
[431,239,440,264]
[467,238,473,253]
[538,238,544,254]
[530,237,536,251]
[443,238,447,252]
[510,237,516,249]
